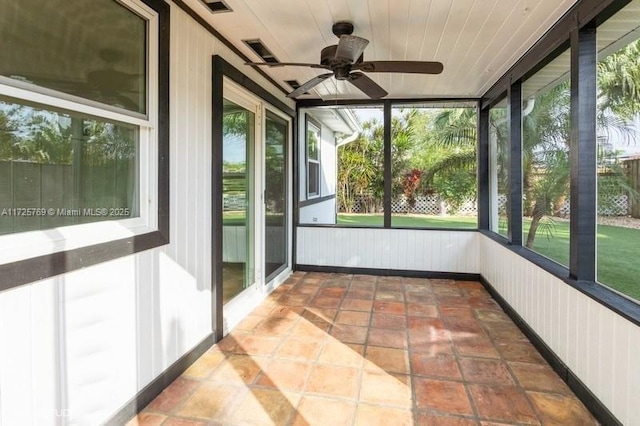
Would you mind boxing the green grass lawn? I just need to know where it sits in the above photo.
[337,213,640,301]
[338,213,477,229]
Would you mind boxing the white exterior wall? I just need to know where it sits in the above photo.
[479,235,640,426]
[0,4,294,425]
[299,199,337,224]
[296,227,480,273]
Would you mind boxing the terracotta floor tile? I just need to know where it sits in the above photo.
[350,282,376,292]
[410,339,455,356]
[321,278,351,288]
[310,296,343,309]
[462,288,491,298]
[407,303,439,317]
[468,297,501,310]
[494,342,545,364]
[256,359,312,391]
[414,378,474,415]
[279,294,314,307]
[368,327,408,349]
[182,350,226,379]
[318,287,346,298]
[127,413,167,426]
[437,296,472,308]
[411,353,461,379]
[291,396,356,426]
[457,280,485,290]
[289,284,320,296]
[253,317,297,336]
[175,382,243,420]
[345,289,375,300]
[359,369,412,408]
[235,334,282,356]
[373,300,406,315]
[275,335,324,361]
[341,298,374,312]
[469,384,539,424]
[365,346,410,374]
[447,319,486,338]
[458,357,515,385]
[146,377,200,413]
[336,310,371,326]
[162,418,208,426]
[406,293,436,304]
[432,287,463,297]
[371,312,406,329]
[269,305,305,319]
[403,282,433,293]
[302,307,337,323]
[527,391,596,425]
[509,362,571,394]
[354,404,413,426]
[375,290,405,301]
[378,281,404,291]
[453,337,500,359]
[484,322,528,342]
[137,274,597,426]
[211,354,267,384]
[440,307,475,319]
[377,276,403,284]
[291,319,332,339]
[318,340,365,367]
[416,412,479,425]
[331,324,369,344]
[305,364,359,398]
[228,388,300,426]
[474,309,511,323]
[234,314,265,331]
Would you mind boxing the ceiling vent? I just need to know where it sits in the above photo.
[285,80,310,95]
[285,80,301,90]
[201,0,232,13]
[244,39,279,64]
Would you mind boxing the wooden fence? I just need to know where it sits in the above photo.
[626,158,640,218]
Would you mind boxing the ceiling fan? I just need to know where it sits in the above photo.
[246,21,443,99]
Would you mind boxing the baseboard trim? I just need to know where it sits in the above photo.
[479,276,621,426]
[104,333,215,426]
[295,264,481,282]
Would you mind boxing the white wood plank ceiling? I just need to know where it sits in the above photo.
[185,0,581,99]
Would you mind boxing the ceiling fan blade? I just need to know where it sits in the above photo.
[245,62,329,70]
[287,73,333,98]
[335,35,369,63]
[347,72,388,99]
[354,61,444,74]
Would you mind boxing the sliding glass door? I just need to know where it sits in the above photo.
[222,98,256,304]
[264,111,288,280]
[219,83,291,333]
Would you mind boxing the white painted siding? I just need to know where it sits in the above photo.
[299,199,337,225]
[0,4,293,425]
[479,235,640,426]
[296,227,480,273]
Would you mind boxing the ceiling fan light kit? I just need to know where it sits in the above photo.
[245,21,443,99]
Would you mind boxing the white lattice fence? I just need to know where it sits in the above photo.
[391,195,441,214]
[558,195,628,216]
[348,194,478,215]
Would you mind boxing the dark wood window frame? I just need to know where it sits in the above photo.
[0,0,170,292]
[478,0,640,326]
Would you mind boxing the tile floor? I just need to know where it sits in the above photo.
[128,272,597,426]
